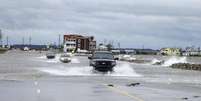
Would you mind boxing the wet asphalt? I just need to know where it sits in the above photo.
[0,50,201,101]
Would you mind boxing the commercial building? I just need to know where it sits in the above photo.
[111,48,158,55]
[63,34,96,52]
[182,46,201,56]
[134,49,158,55]
[160,48,181,56]
[111,49,137,55]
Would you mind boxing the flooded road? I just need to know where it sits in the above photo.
[0,51,201,101]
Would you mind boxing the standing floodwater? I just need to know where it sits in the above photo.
[0,51,142,79]
[0,51,201,101]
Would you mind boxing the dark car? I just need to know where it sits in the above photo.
[46,52,56,59]
[88,51,118,72]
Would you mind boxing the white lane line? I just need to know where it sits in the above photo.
[104,84,144,101]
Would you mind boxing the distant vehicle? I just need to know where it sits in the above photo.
[88,51,118,72]
[59,53,71,63]
[46,52,56,59]
[23,47,30,51]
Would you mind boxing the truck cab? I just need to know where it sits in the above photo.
[88,51,118,72]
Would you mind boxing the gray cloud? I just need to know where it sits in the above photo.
[0,0,201,48]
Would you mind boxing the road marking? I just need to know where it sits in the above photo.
[34,81,38,86]
[105,84,144,101]
[37,89,41,94]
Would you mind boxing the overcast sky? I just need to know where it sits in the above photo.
[0,0,201,49]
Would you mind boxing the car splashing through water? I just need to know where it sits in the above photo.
[38,62,142,77]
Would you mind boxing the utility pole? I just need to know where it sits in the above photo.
[6,36,8,46]
[0,29,2,46]
[22,37,25,45]
[58,34,61,48]
[0,29,1,39]
[104,39,107,45]
[118,42,121,49]
[29,36,32,46]
[110,40,114,47]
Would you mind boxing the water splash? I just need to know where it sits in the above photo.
[38,63,142,77]
[71,58,80,63]
[35,55,80,64]
[162,57,187,66]
[35,55,60,63]
[111,63,142,77]
[46,54,61,63]
[39,66,92,76]
[151,58,161,64]
[37,56,46,59]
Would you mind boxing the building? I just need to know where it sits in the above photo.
[63,41,76,52]
[135,49,158,55]
[63,34,96,52]
[182,46,201,56]
[111,48,157,55]
[111,49,137,55]
[160,48,181,56]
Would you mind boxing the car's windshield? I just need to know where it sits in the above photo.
[93,52,114,59]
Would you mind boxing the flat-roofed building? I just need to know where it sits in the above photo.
[63,34,96,52]
[160,48,181,56]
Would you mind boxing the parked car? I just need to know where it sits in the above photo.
[88,51,118,72]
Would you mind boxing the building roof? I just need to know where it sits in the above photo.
[64,34,95,40]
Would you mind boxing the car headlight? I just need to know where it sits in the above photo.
[60,58,64,60]
[91,61,96,65]
[112,61,116,66]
